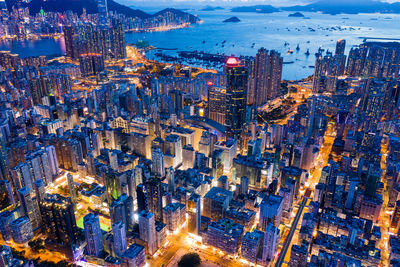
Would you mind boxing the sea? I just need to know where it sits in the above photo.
[1,8,400,80]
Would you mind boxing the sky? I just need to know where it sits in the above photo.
[124,0,400,8]
[124,0,313,8]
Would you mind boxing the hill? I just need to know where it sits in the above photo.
[282,0,400,15]
[5,0,199,21]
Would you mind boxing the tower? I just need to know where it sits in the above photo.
[224,57,248,140]
[83,213,103,257]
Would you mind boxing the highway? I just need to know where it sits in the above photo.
[275,197,308,267]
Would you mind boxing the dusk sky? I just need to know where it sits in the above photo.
[122,0,400,8]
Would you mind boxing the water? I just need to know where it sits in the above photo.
[1,8,400,80]
[0,37,65,58]
[126,9,400,80]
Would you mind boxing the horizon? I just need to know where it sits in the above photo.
[122,0,400,7]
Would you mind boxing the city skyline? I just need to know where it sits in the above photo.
[0,0,400,267]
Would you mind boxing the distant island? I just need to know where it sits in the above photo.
[283,0,400,15]
[288,12,305,17]
[231,0,400,15]
[231,5,279,14]
[223,17,241,23]
[200,6,224,11]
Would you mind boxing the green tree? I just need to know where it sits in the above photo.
[178,253,201,267]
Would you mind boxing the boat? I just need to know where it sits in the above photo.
[202,40,205,44]
[309,65,315,68]
[287,49,294,54]
[283,61,295,64]
[305,49,310,56]
[296,44,300,51]
[284,42,289,46]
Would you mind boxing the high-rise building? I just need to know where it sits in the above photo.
[110,193,133,230]
[253,48,283,106]
[0,132,9,182]
[121,243,146,267]
[0,245,13,267]
[289,240,308,267]
[145,178,163,222]
[138,210,157,255]
[40,194,79,249]
[67,173,77,205]
[259,194,283,229]
[0,211,14,241]
[10,216,34,244]
[335,39,346,55]
[18,187,41,230]
[79,53,105,77]
[136,184,147,213]
[33,179,46,204]
[83,213,103,257]
[0,180,14,211]
[261,222,280,263]
[151,147,165,177]
[241,229,264,264]
[203,187,233,221]
[164,134,182,168]
[187,193,201,236]
[0,0,9,24]
[163,202,186,232]
[207,83,227,125]
[224,57,248,139]
[97,0,108,25]
[240,176,249,195]
[112,221,127,257]
[166,167,175,195]
[182,144,195,169]
[203,218,244,255]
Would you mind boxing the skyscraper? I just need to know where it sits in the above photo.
[253,48,283,106]
[187,193,201,236]
[261,222,280,263]
[145,177,163,222]
[166,167,175,195]
[151,147,165,177]
[224,57,248,140]
[112,221,127,257]
[0,131,9,181]
[79,53,105,77]
[0,211,14,241]
[0,180,14,211]
[207,83,227,125]
[110,193,133,230]
[67,173,77,205]
[18,187,41,230]
[10,217,33,244]
[83,213,103,257]
[138,210,157,255]
[40,194,79,250]
[335,39,346,55]
[97,0,108,25]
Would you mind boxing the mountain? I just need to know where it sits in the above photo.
[230,0,400,15]
[153,8,199,24]
[231,5,280,14]
[282,0,400,15]
[5,0,198,20]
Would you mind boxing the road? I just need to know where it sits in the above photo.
[275,197,308,267]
